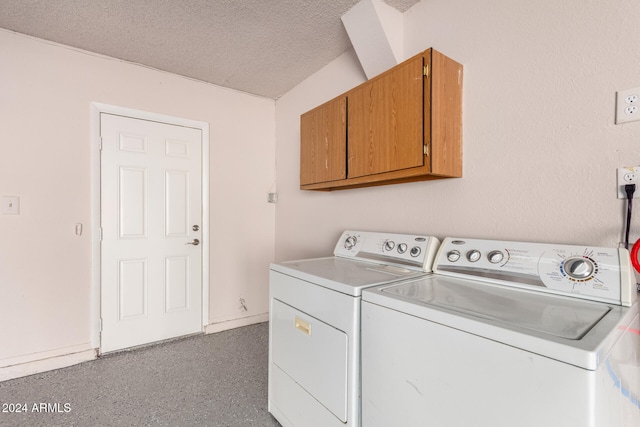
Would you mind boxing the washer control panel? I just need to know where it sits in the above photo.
[433,237,636,306]
[334,230,440,272]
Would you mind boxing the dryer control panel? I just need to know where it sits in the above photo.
[433,237,636,306]
[334,230,440,272]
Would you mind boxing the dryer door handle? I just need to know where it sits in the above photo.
[295,317,311,336]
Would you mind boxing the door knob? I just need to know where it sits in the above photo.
[186,239,200,246]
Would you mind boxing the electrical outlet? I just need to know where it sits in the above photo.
[617,166,640,198]
[616,87,640,124]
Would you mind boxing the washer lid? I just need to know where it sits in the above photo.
[381,276,610,339]
[271,257,427,296]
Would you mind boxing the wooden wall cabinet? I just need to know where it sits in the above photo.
[300,48,463,191]
[300,96,347,186]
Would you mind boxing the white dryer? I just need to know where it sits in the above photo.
[362,237,640,427]
[268,230,440,427]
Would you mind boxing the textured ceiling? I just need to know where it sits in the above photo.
[0,0,419,99]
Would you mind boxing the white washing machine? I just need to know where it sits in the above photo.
[362,237,640,427]
[268,230,440,427]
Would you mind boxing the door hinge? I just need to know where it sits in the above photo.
[98,227,103,241]
[98,137,103,150]
[423,65,429,78]
[99,318,103,331]
[424,144,430,156]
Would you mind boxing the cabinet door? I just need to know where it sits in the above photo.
[347,55,425,178]
[300,96,347,186]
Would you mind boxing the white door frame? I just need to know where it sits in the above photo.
[90,102,210,350]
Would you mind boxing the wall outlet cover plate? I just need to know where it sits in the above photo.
[616,87,640,124]
[617,167,640,199]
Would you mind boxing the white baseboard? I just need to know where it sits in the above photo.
[205,312,269,334]
[0,346,96,382]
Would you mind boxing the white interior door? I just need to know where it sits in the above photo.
[100,113,203,353]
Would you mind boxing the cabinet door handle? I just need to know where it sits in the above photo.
[294,317,311,336]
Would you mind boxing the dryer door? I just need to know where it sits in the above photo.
[271,299,348,422]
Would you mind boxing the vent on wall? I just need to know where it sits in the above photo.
[341,0,403,79]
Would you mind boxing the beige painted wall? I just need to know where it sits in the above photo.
[0,30,275,365]
[274,0,640,262]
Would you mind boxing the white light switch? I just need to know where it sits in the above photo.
[1,196,20,215]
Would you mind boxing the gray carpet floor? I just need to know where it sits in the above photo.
[0,322,281,427]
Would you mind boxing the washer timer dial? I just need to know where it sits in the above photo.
[561,256,597,281]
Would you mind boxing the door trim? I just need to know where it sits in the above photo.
[90,102,210,351]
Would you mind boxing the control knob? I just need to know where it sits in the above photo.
[563,257,595,280]
[467,250,481,262]
[344,236,357,250]
[410,246,422,257]
[447,250,461,262]
[384,240,395,252]
[488,250,504,264]
[397,243,408,254]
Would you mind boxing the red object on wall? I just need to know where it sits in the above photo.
[631,239,640,273]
